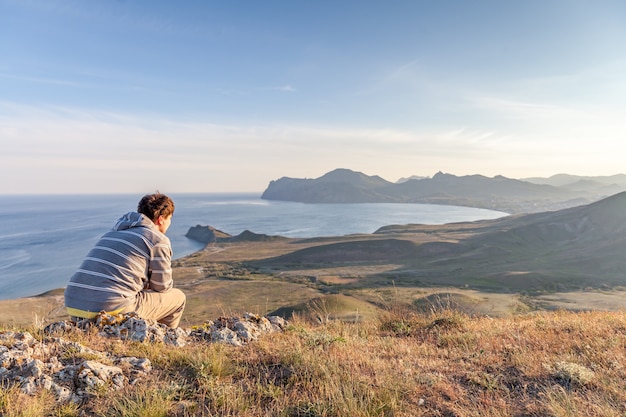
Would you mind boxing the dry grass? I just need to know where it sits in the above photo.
[4,308,626,416]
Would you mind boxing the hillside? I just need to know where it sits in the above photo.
[261,168,624,213]
[3,310,626,416]
[247,192,626,296]
[413,191,626,290]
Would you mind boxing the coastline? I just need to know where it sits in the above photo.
[1,195,507,300]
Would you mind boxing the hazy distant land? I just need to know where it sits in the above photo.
[261,168,626,213]
[3,190,626,327]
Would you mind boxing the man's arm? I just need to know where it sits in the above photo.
[148,241,173,292]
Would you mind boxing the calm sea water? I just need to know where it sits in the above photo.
[0,193,508,300]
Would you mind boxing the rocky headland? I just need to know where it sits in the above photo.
[185,225,285,244]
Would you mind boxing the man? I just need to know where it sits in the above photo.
[64,192,186,328]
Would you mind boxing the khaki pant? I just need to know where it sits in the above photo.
[127,288,186,328]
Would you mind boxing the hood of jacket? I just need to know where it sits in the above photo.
[112,212,156,232]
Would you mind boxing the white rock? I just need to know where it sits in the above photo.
[76,360,125,391]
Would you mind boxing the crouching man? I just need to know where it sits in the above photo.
[64,192,186,328]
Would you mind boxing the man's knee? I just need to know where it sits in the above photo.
[171,288,186,308]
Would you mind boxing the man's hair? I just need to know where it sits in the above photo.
[137,192,175,221]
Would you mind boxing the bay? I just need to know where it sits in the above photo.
[0,193,508,300]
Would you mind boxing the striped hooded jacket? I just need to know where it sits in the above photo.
[64,211,173,316]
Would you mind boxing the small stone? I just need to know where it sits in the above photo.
[116,357,152,373]
[268,315,287,330]
[25,359,45,378]
[76,360,125,391]
[164,327,188,347]
[211,327,244,347]
[234,320,261,342]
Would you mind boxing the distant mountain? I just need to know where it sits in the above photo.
[395,175,427,183]
[522,173,626,188]
[261,168,394,204]
[261,169,624,213]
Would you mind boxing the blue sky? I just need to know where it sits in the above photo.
[1,0,625,194]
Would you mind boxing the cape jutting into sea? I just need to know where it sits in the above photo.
[0,193,508,300]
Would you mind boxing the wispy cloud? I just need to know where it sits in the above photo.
[272,85,296,92]
[355,59,436,97]
[0,72,89,88]
[10,0,212,38]
[382,59,421,83]
[468,95,582,121]
[1,101,624,194]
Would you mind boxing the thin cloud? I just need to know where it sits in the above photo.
[273,85,296,92]
[11,0,210,38]
[252,85,297,93]
[384,59,422,83]
[1,102,624,193]
[468,95,580,121]
[0,72,89,87]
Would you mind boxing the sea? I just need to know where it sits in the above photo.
[0,193,509,300]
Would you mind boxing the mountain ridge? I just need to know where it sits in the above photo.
[262,168,626,213]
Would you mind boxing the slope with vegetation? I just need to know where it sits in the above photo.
[3,308,626,416]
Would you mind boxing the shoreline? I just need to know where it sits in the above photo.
[1,197,509,301]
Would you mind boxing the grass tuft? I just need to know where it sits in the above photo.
[103,385,175,417]
[550,361,595,388]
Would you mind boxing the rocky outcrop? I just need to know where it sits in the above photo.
[0,312,286,403]
[186,225,284,244]
[185,225,232,243]
[189,314,286,347]
[0,330,141,403]
[229,230,285,242]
